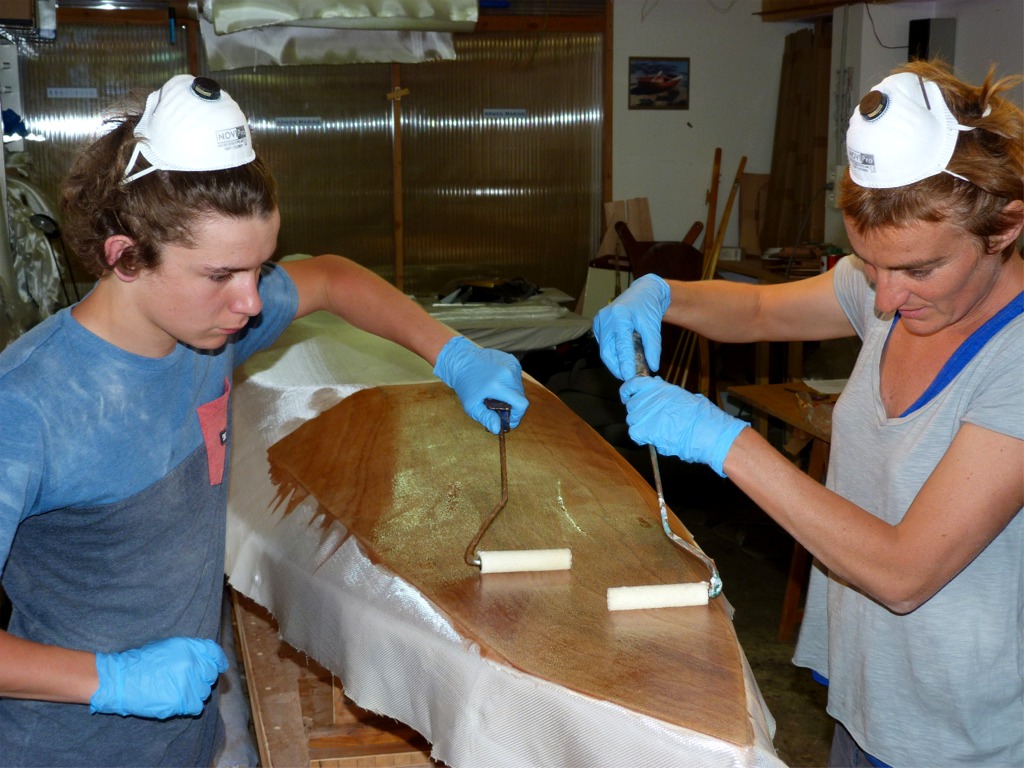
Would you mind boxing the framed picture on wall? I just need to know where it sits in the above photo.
[628,57,689,110]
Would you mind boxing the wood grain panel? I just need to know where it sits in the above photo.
[233,593,436,767]
[267,379,751,747]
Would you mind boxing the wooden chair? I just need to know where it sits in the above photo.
[614,222,714,398]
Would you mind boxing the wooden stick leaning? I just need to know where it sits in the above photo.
[665,147,721,386]
[671,155,748,390]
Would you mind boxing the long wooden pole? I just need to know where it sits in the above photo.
[702,148,722,260]
[703,156,747,282]
[666,148,721,386]
[678,155,748,389]
[388,64,409,292]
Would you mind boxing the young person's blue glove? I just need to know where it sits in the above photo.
[620,376,748,478]
[433,336,529,434]
[592,274,671,380]
[90,637,228,720]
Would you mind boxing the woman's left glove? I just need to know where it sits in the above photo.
[592,273,671,380]
[620,376,747,478]
[434,336,529,434]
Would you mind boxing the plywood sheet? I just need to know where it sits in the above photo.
[267,379,751,748]
[233,593,436,768]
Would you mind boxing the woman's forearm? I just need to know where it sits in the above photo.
[720,426,1024,615]
[663,279,766,342]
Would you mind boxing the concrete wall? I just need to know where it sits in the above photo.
[611,0,1024,252]
[611,0,808,246]
[824,0,1023,245]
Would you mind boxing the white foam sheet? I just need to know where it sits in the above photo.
[225,313,785,768]
[423,297,592,353]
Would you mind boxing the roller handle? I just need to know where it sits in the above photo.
[484,398,511,434]
[466,399,512,568]
[632,331,651,378]
[631,332,723,599]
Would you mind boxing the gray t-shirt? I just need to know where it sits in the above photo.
[793,255,1023,767]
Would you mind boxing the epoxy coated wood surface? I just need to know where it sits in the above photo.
[267,379,751,747]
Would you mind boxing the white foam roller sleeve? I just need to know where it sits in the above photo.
[478,548,572,574]
[607,582,710,611]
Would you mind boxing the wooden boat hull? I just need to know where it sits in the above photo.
[267,378,752,748]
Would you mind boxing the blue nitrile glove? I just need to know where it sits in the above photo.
[592,273,671,380]
[433,336,529,434]
[90,637,228,719]
[620,376,748,478]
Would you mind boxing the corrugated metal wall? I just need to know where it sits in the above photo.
[216,64,398,279]
[15,24,190,226]
[400,32,603,296]
[14,23,602,298]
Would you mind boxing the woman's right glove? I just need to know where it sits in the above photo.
[592,273,671,380]
[90,637,228,719]
[620,375,748,478]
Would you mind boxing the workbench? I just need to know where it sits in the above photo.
[232,591,435,767]
[225,310,785,768]
[728,381,836,643]
[419,288,590,353]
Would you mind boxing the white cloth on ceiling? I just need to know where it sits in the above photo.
[198,0,472,70]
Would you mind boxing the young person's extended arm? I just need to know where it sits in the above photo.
[283,254,458,366]
[281,254,529,434]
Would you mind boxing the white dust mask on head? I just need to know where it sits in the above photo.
[122,75,256,184]
[846,71,976,189]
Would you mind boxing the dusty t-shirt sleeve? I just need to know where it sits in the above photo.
[0,394,45,563]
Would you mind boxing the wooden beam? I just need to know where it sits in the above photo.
[601,0,613,210]
[474,14,605,34]
[56,6,200,74]
[233,592,435,767]
[57,7,167,25]
[57,1,192,26]
[759,0,930,23]
[387,64,408,292]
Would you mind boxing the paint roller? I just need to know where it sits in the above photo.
[606,334,723,611]
[464,399,572,574]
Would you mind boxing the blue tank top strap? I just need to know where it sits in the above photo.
[900,291,1024,417]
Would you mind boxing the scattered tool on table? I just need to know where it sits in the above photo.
[606,334,723,610]
[465,398,572,574]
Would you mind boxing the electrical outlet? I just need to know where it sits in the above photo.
[826,163,846,209]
